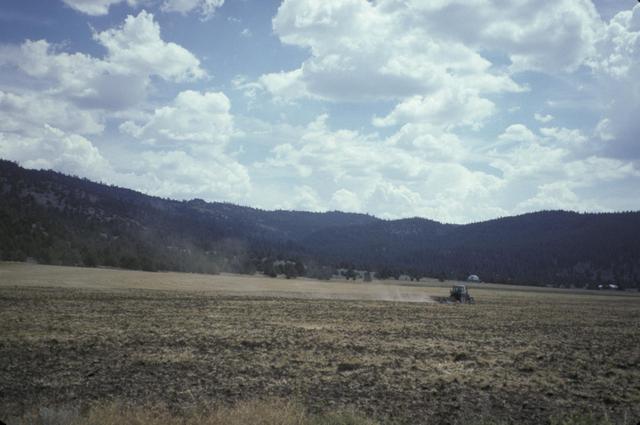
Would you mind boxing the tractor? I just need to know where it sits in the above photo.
[448,284,475,304]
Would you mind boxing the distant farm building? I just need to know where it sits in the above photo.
[467,274,481,282]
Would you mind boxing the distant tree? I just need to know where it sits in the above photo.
[408,269,422,282]
[284,262,298,279]
[238,258,256,275]
[376,268,387,280]
[82,252,97,268]
[119,255,140,270]
[263,260,277,278]
[294,260,306,276]
[139,256,156,272]
[363,271,372,282]
[306,264,332,280]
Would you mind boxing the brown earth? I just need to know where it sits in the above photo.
[1,263,639,424]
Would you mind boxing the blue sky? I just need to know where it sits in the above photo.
[0,0,639,223]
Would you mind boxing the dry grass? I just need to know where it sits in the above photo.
[9,400,629,425]
[0,262,444,302]
[1,263,639,424]
[12,399,377,425]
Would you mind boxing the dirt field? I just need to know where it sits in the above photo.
[1,263,639,424]
[0,262,443,302]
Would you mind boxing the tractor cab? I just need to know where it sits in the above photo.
[449,284,474,304]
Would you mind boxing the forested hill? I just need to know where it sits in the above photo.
[1,159,639,289]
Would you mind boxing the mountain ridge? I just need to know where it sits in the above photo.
[1,159,639,288]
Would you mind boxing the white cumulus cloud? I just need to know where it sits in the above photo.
[0,125,112,181]
[0,90,104,136]
[373,87,495,130]
[534,113,554,123]
[118,89,251,202]
[161,0,224,20]
[253,114,504,222]
[61,0,139,16]
[0,11,204,111]
[124,149,251,202]
[120,90,234,146]
[587,4,640,159]
[62,0,224,19]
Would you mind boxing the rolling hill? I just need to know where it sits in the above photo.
[1,159,639,288]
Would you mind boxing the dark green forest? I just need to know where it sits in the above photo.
[1,159,639,288]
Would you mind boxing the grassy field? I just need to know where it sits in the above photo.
[1,263,639,424]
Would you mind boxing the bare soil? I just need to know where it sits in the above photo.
[1,263,639,424]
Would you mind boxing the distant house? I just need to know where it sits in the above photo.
[467,274,481,283]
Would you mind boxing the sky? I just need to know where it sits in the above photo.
[0,0,639,223]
